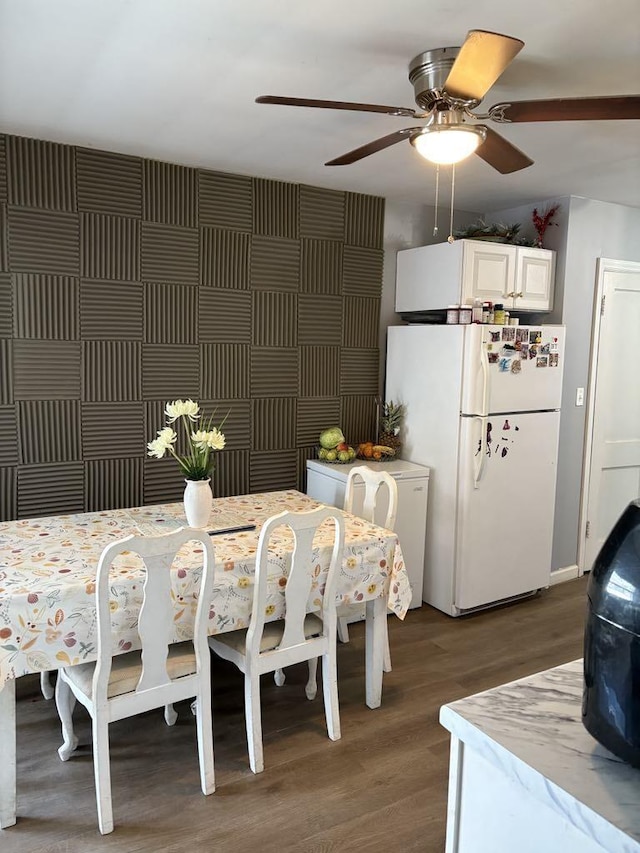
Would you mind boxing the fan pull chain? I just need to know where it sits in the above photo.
[447,163,456,244]
[433,164,440,238]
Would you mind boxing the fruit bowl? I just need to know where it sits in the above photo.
[316,445,356,464]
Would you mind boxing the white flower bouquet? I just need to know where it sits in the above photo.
[147,400,228,481]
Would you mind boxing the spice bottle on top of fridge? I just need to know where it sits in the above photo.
[471,298,483,324]
[482,302,491,323]
[459,305,472,325]
[494,303,506,325]
[446,305,460,324]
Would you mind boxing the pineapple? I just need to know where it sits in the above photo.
[378,400,404,452]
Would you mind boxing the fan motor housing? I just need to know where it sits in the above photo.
[409,47,478,110]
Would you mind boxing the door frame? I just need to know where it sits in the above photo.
[577,257,640,574]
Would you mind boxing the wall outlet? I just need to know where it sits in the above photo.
[576,387,585,406]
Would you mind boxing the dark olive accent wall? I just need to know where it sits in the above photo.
[0,133,384,520]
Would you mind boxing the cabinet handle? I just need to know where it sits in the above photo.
[516,291,523,298]
[505,291,515,298]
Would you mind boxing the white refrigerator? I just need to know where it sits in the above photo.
[306,459,430,610]
[386,323,565,616]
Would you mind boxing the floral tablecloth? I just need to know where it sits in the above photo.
[0,490,410,686]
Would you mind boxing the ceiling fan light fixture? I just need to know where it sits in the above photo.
[411,125,486,165]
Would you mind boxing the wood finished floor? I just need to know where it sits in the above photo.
[4,577,588,853]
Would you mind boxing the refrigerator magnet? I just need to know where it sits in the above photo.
[549,341,559,352]
[516,328,528,344]
[499,357,511,372]
[488,352,499,364]
[511,359,522,374]
[529,345,537,359]
[520,344,529,358]
[536,356,548,368]
[549,353,559,367]
[502,327,516,342]
[530,330,542,344]
[490,331,501,342]
[540,343,550,355]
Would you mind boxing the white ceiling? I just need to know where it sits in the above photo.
[1,0,639,212]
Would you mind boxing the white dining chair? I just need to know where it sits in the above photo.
[208,505,345,774]
[339,466,398,672]
[54,527,216,835]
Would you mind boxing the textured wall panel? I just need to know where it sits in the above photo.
[299,185,345,241]
[86,457,143,511]
[145,283,197,344]
[250,450,298,493]
[297,446,318,491]
[0,466,16,521]
[17,462,85,518]
[343,296,380,348]
[0,340,11,404]
[299,346,340,397]
[300,238,343,295]
[201,344,250,399]
[198,171,252,231]
[82,402,144,459]
[345,192,385,248]
[200,228,250,288]
[143,160,197,227]
[212,449,250,498]
[251,236,300,291]
[13,274,79,340]
[0,273,11,337]
[80,279,143,340]
[298,295,343,346]
[253,178,298,239]
[343,246,384,297]
[13,340,81,400]
[296,397,341,446]
[251,348,298,397]
[142,344,199,400]
[0,205,7,271]
[252,397,296,451]
[81,213,140,280]
[76,148,142,217]
[0,136,6,203]
[199,288,252,344]
[17,400,81,464]
[341,395,377,446]
[143,457,185,505]
[340,348,379,395]
[252,292,297,347]
[7,207,79,275]
[6,136,76,211]
[200,398,251,450]
[141,222,199,284]
[83,341,141,401]
[0,406,18,465]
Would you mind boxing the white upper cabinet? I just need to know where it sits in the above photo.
[395,239,556,315]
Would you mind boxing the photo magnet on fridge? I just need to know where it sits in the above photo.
[488,352,499,364]
[516,328,528,343]
[529,345,537,359]
[511,359,522,374]
[520,344,529,358]
[536,356,548,368]
[549,353,559,367]
[490,331,501,342]
[540,343,550,355]
[502,327,516,342]
[530,330,542,344]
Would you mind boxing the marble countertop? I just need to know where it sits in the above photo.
[440,659,640,853]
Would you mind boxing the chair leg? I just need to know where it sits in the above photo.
[244,670,264,774]
[305,658,318,700]
[274,668,286,687]
[195,686,215,795]
[92,717,114,835]
[337,616,350,644]
[321,650,341,742]
[54,675,78,761]
[164,703,178,726]
[40,670,54,700]
[383,616,392,674]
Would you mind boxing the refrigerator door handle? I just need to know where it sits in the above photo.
[473,416,488,490]
[480,333,489,416]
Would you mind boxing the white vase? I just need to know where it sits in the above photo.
[183,478,213,528]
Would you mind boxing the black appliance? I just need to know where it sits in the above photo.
[583,499,640,767]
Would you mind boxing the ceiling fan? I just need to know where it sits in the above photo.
[256,29,640,174]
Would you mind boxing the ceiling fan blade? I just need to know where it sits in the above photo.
[475,127,534,174]
[488,95,640,123]
[443,30,524,102]
[325,128,423,166]
[256,95,420,118]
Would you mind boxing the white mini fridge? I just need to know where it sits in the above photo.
[306,458,430,610]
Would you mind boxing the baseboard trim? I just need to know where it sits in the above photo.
[549,565,581,586]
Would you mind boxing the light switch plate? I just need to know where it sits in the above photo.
[576,387,585,406]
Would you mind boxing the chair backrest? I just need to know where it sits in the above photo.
[92,527,216,701]
[344,466,398,531]
[246,506,345,658]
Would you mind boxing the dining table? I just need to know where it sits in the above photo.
[0,489,410,829]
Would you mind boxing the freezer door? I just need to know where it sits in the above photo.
[460,325,565,415]
[454,410,560,611]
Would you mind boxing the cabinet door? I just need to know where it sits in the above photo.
[461,241,515,305]
[515,248,555,310]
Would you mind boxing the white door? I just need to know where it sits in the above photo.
[455,410,560,611]
[582,259,640,572]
